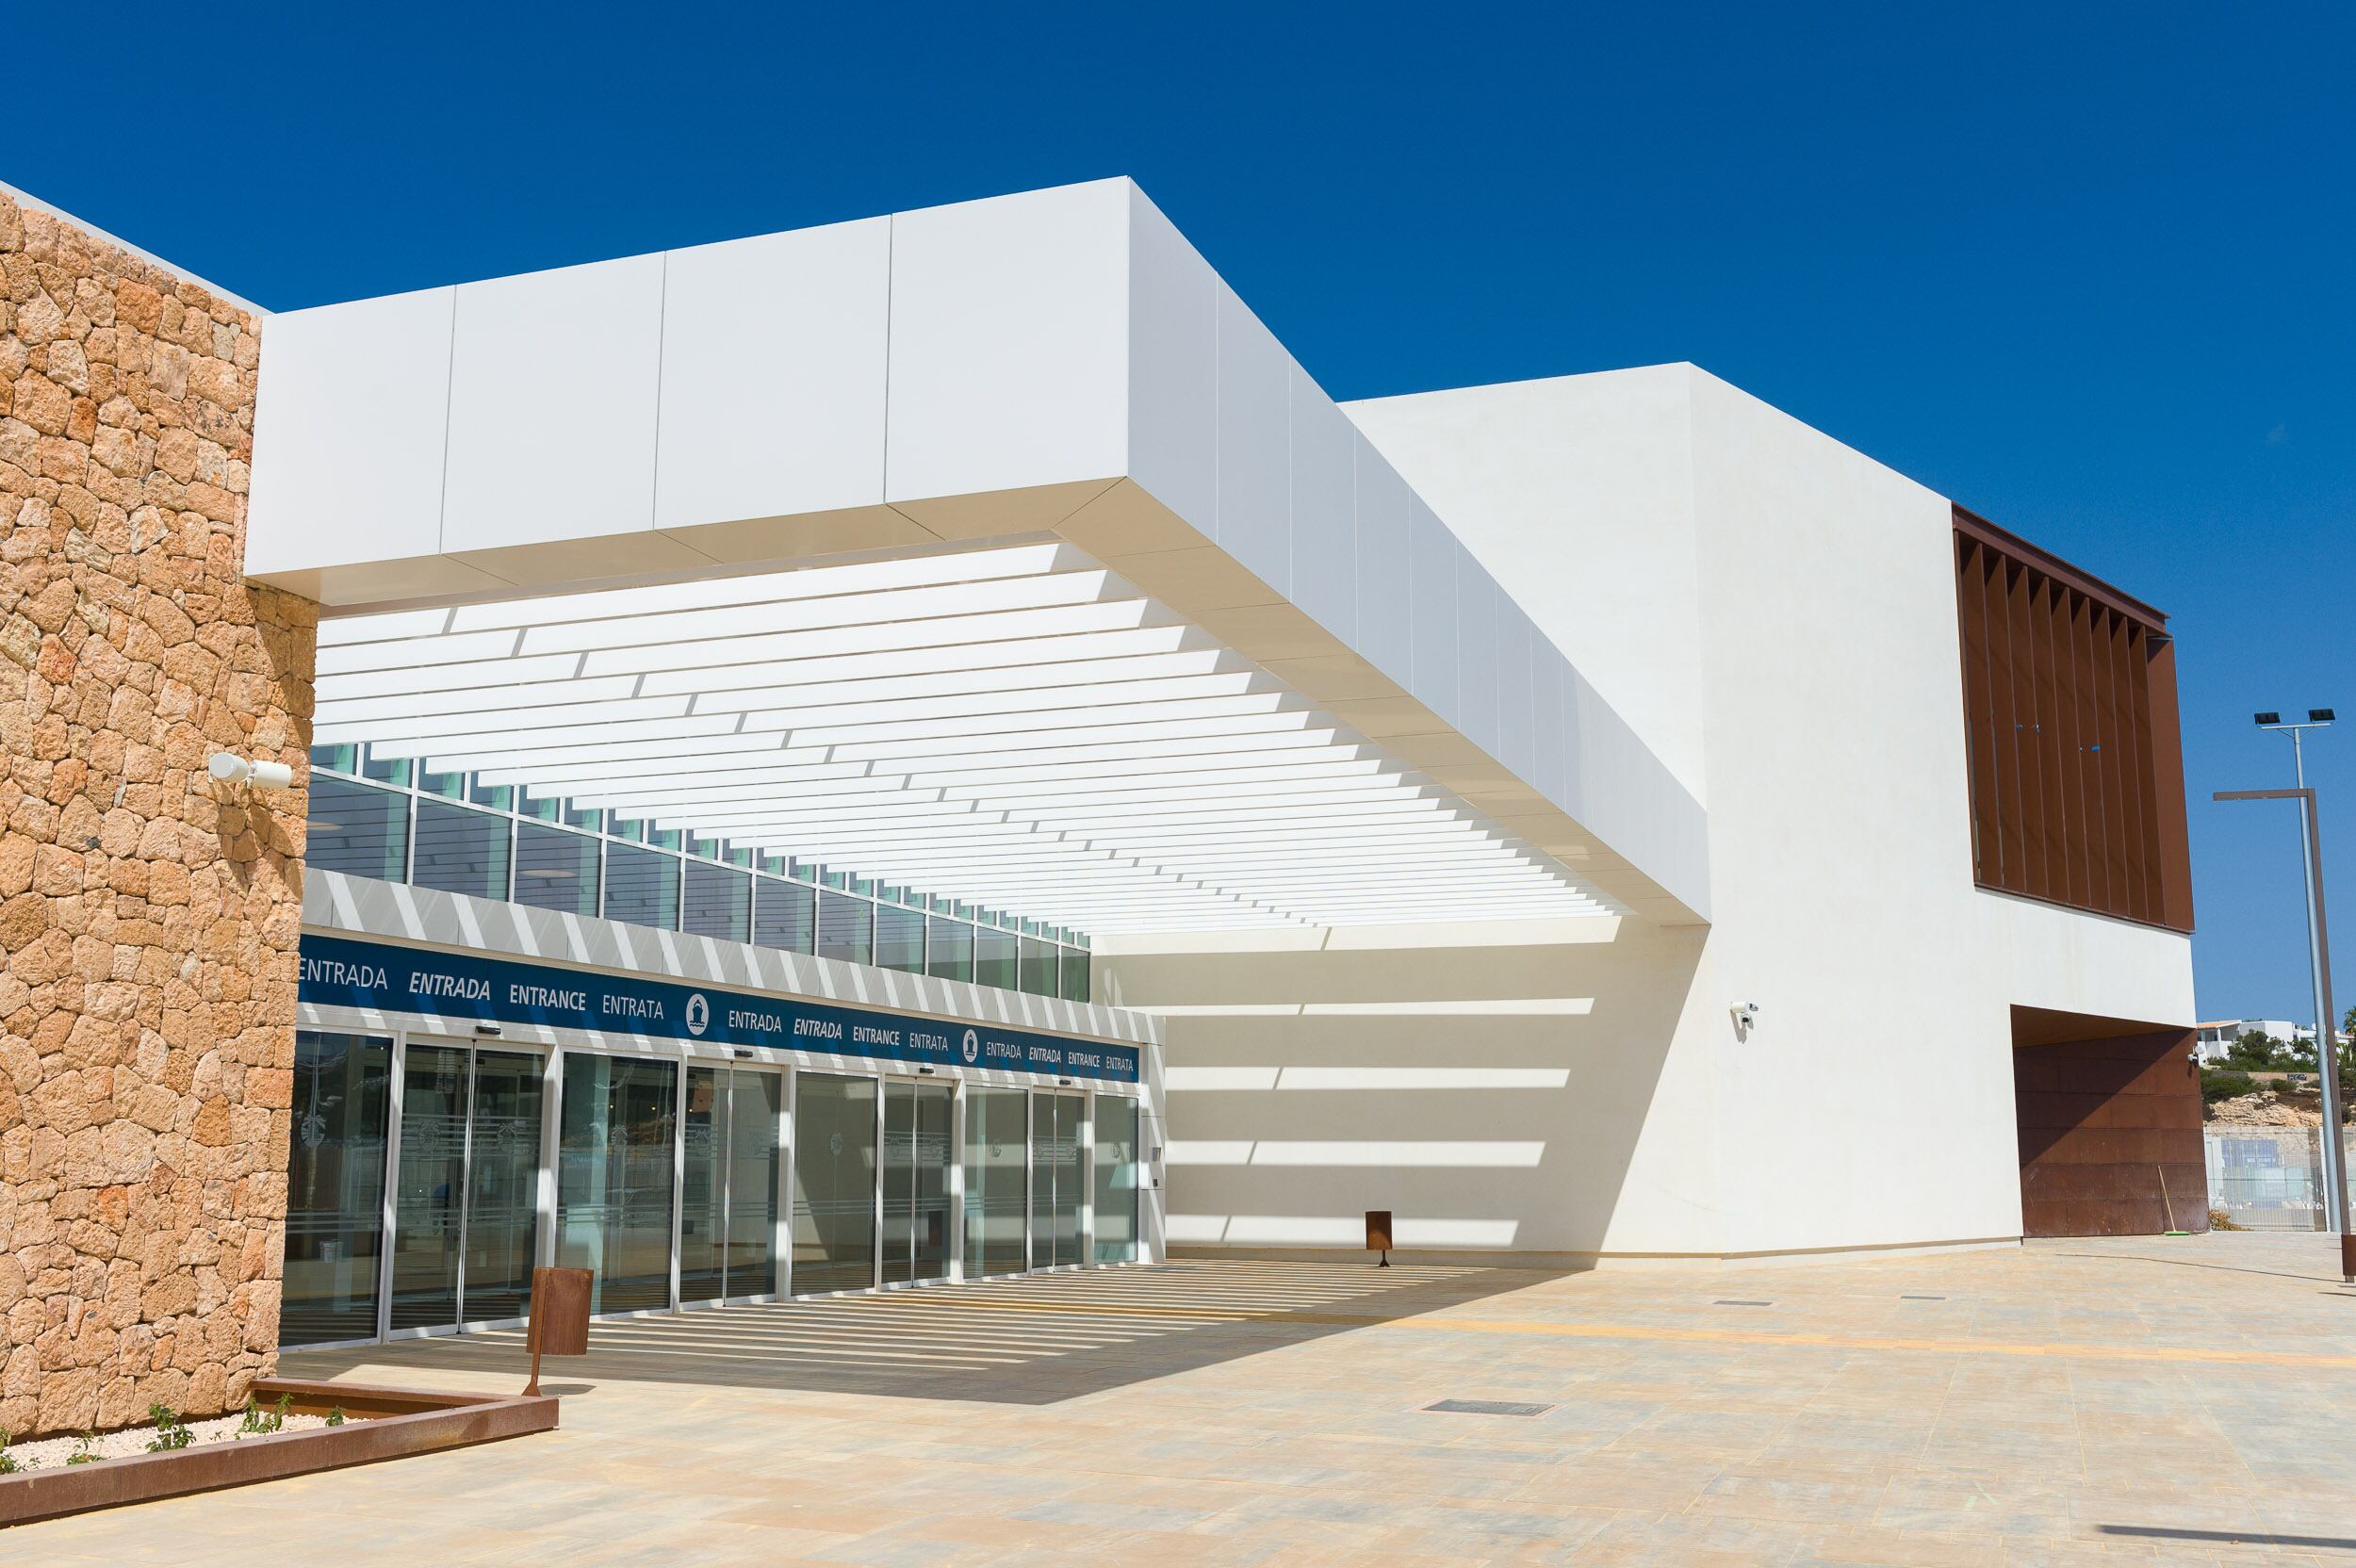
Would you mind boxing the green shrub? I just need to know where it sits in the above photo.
[2201,1069,2257,1104]
[144,1403,193,1453]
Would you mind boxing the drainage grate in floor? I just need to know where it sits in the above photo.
[1425,1398,1554,1417]
[1712,1299,1774,1307]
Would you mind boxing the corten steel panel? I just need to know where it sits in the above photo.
[2102,597,2139,918]
[2146,635,2195,930]
[1949,509,2191,931]
[1980,546,2022,890]
[2013,1026,2203,1237]
[2005,562,2046,899]
[1955,539,2005,888]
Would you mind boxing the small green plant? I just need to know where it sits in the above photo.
[324,1405,346,1428]
[0,1428,26,1473]
[65,1427,100,1465]
[236,1392,295,1436]
[144,1402,193,1453]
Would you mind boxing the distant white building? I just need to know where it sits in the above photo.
[2195,1019,2346,1064]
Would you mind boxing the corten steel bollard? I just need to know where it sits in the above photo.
[524,1266,592,1396]
[1366,1210,1393,1269]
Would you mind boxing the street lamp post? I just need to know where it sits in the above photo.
[2216,776,2352,1282]
[2257,711,2334,1062]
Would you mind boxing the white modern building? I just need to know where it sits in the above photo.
[5,174,2207,1370]
[2195,1020,2342,1063]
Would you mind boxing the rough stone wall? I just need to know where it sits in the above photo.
[0,189,313,1439]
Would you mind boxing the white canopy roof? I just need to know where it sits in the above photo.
[315,542,1618,932]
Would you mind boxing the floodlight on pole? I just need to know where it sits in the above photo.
[2214,784,2351,1282]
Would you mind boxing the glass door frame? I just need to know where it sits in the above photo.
[376,1030,553,1342]
[677,1055,791,1312]
[303,1010,1153,1348]
[878,1072,957,1291]
[1026,1087,1093,1273]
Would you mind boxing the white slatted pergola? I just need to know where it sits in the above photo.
[313,542,1619,934]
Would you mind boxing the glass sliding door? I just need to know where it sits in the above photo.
[725,1071,782,1297]
[388,1042,468,1331]
[679,1066,727,1304]
[464,1050,543,1323]
[963,1087,1028,1278]
[1092,1095,1139,1265]
[557,1054,679,1314]
[1029,1092,1085,1269]
[679,1065,782,1303]
[283,1031,392,1347]
[882,1080,952,1284]
[791,1073,877,1295]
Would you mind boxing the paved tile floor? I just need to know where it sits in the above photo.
[19,1233,2356,1564]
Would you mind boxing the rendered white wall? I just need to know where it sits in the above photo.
[1288,363,2201,1259]
[1093,917,1724,1261]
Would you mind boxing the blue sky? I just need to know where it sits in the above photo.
[14,3,2351,1021]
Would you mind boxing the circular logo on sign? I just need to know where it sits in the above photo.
[961,1028,980,1065]
[298,1113,327,1150]
[685,993,710,1037]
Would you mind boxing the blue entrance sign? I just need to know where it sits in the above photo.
[299,934,1140,1085]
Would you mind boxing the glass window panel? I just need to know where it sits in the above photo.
[282,1030,390,1347]
[603,841,680,931]
[412,799,511,902]
[791,1073,876,1294]
[388,1042,468,1332]
[754,877,815,954]
[817,891,872,967]
[304,773,411,885]
[513,823,599,915]
[726,1072,782,1296]
[463,1050,542,1324]
[1092,1095,1139,1265]
[682,860,752,944]
[874,904,924,974]
[419,767,466,800]
[974,927,1019,991]
[309,742,357,773]
[1059,947,1089,1004]
[1020,938,1057,998]
[679,1066,727,1304]
[925,918,973,984]
[359,746,413,786]
[963,1087,1028,1277]
[556,1054,678,1314]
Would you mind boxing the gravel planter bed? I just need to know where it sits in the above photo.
[8,1407,334,1469]
[1,1379,557,1527]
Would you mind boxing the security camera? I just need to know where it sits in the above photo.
[1730,1002,1760,1031]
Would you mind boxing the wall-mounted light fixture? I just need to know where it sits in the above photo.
[207,752,293,790]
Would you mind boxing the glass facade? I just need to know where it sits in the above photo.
[514,823,599,915]
[284,1030,391,1346]
[411,799,510,902]
[1030,1092,1085,1268]
[792,1073,877,1295]
[963,1087,1028,1277]
[557,1054,678,1315]
[304,754,1091,1003]
[875,903,925,976]
[882,1081,952,1284]
[279,1025,1145,1348]
[1092,1095,1140,1265]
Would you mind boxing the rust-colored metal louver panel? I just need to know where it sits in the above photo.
[1952,509,2191,931]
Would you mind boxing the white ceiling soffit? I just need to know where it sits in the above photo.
[314,542,1620,933]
